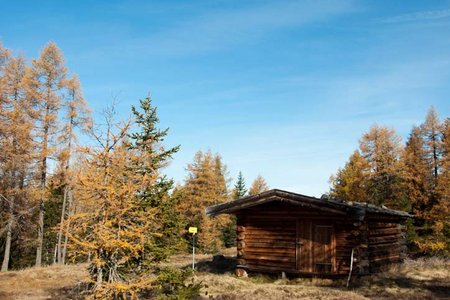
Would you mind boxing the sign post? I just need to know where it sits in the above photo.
[188,227,197,270]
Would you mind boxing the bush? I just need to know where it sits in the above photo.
[154,267,203,299]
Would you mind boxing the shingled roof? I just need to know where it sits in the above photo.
[205,189,412,221]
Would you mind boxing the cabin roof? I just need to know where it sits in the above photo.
[205,189,412,221]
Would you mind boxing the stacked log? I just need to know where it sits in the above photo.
[368,222,404,272]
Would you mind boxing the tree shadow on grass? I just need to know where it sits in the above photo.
[353,274,450,299]
[190,254,237,274]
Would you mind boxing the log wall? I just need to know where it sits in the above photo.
[367,220,406,272]
[236,202,360,275]
[235,202,407,276]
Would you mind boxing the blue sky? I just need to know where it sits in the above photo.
[1,0,450,196]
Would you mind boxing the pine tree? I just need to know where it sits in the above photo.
[248,175,269,196]
[232,171,247,200]
[27,42,67,266]
[329,150,369,202]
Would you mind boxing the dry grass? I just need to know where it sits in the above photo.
[355,257,450,299]
[0,252,448,299]
[0,263,88,300]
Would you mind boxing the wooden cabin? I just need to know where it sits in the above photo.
[206,189,412,277]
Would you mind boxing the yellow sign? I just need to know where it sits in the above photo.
[188,227,197,234]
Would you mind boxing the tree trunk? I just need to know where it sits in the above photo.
[36,198,44,267]
[53,244,57,264]
[36,105,49,267]
[1,197,14,272]
[57,186,69,264]
[62,188,73,265]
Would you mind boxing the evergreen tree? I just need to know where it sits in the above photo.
[248,175,269,196]
[128,97,183,259]
[232,171,247,200]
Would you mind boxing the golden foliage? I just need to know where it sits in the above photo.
[177,150,231,253]
[248,175,269,196]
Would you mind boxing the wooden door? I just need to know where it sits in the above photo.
[296,221,335,273]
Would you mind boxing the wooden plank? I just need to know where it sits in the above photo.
[243,254,296,263]
[368,223,399,229]
[369,249,401,256]
[244,242,295,249]
[244,229,296,236]
[369,235,402,244]
[244,234,296,241]
[245,238,296,245]
[369,242,401,251]
[368,228,400,236]
[244,248,296,256]
[370,255,401,263]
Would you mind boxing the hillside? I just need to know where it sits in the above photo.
[0,250,448,299]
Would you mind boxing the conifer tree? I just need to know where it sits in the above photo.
[401,126,430,217]
[178,150,230,252]
[330,150,369,202]
[232,171,247,200]
[359,125,404,208]
[128,97,182,259]
[0,53,34,271]
[432,118,450,253]
[56,75,91,264]
[27,42,67,266]
[420,106,443,206]
[248,175,269,196]
[69,98,181,297]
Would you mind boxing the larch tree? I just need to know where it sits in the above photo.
[69,98,181,298]
[56,74,91,264]
[68,103,141,298]
[177,150,230,253]
[359,125,404,208]
[419,106,443,206]
[431,118,450,253]
[26,42,67,266]
[0,53,35,271]
[248,175,269,196]
[401,126,430,218]
[329,150,369,202]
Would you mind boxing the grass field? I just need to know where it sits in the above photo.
[0,249,448,299]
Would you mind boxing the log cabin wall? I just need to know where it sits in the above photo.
[207,189,412,277]
[366,217,407,272]
[235,202,362,276]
